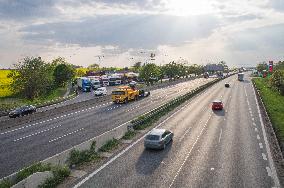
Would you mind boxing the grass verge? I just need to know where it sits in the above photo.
[99,139,120,152]
[0,163,70,188]
[253,78,284,141]
[122,130,137,140]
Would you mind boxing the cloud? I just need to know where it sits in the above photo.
[268,0,284,12]
[0,0,58,20]
[20,14,220,49]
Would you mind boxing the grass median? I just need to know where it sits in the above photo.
[253,78,284,142]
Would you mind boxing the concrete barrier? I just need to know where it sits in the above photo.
[11,171,53,188]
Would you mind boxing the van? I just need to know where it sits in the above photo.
[94,87,107,96]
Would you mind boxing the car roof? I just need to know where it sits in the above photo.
[213,100,222,103]
[149,128,166,136]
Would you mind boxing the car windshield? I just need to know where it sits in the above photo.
[97,89,103,91]
[146,135,160,141]
[112,91,125,95]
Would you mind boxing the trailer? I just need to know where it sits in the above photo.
[77,77,91,92]
[238,73,244,81]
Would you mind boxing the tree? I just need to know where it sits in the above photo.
[53,63,75,87]
[275,61,284,71]
[139,63,161,85]
[269,70,284,90]
[256,62,267,73]
[133,62,142,72]
[8,57,53,99]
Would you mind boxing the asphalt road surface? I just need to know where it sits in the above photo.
[75,74,280,188]
[0,77,214,178]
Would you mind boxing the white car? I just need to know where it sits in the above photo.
[94,87,107,96]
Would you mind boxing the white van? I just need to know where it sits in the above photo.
[94,87,107,96]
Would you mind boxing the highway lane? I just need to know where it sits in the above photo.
[0,77,214,178]
[75,74,279,188]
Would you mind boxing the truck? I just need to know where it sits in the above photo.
[89,78,101,90]
[111,86,150,103]
[77,77,91,92]
[238,73,244,81]
[100,76,109,86]
[109,76,122,86]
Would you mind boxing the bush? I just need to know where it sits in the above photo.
[0,179,13,188]
[99,139,119,152]
[280,84,284,96]
[68,141,100,166]
[38,166,70,188]
[122,131,137,140]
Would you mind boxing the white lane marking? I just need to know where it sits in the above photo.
[74,88,206,188]
[14,124,62,142]
[259,143,263,149]
[266,167,272,177]
[252,117,254,121]
[48,128,84,143]
[169,113,212,188]
[250,84,280,186]
[255,128,258,132]
[253,122,256,126]
[257,135,260,140]
[262,153,267,160]
[179,127,192,142]
[218,129,223,143]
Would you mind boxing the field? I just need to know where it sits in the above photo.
[0,69,13,97]
[253,78,284,141]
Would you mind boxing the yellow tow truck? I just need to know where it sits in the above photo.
[111,86,139,103]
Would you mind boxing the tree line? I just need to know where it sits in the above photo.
[8,57,75,99]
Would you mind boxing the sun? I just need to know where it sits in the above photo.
[164,0,213,16]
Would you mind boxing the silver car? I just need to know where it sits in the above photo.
[144,129,173,150]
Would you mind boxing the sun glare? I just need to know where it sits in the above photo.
[164,0,213,16]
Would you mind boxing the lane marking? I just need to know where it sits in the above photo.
[257,135,260,140]
[266,167,272,177]
[262,153,267,160]
[169,113,212,188]
[48,128,84,143]
[218,128,223,143]
[259,143,263,149]
[179,127,192,142]
[14,124,62,142]
[255,128,258,132]
[249,84,280,186]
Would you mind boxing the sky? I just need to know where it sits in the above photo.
[0,0,284,68]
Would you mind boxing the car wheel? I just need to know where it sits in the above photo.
[125,99,128,104]
[162,144,166,150]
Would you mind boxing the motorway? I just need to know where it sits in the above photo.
[0,77,214,178]
[75,74,280,188]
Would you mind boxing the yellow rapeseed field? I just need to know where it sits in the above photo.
[0,69,13,97]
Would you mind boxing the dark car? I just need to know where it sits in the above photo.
[212,100,223,110]
[9,105,36,118]
[225,83,230,87]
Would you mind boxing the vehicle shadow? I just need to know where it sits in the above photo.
[135,141,172,175]
[213,109,225,116]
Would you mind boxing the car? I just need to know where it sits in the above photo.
[94,87,107,96]
[144,129,173,150]
[129,81,137,87]
[9,105,36,118]
[212,100,223,110]
[225,83,230,87]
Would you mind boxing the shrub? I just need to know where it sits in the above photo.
[0,179,13,188]
[122,131,137,140]
[38,166,70,188]
[68,141,99,166]
[99,139,119,152]
[280,84,284,96]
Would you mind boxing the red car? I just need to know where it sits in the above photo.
[212,100,223,110]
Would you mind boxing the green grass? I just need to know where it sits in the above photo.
[99,139,120,152]
[122,131,137,140]
[0,70,13,97]
[253,78,284,141]
[0,86,68,111]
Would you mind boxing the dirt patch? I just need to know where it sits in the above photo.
[253,83,284,186]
